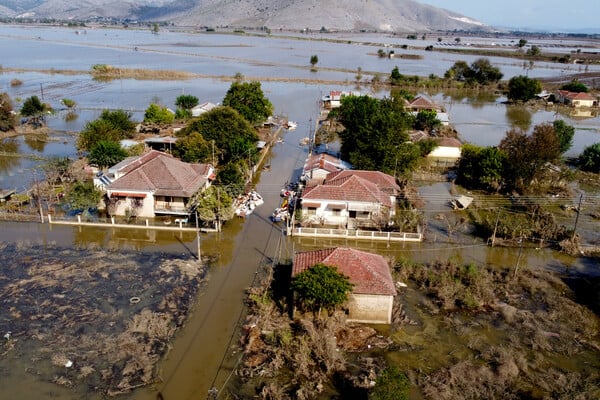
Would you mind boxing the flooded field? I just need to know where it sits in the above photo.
[1,24,600,399]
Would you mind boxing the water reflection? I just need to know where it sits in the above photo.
[505,105,532,131]
[64,111,78,122]
[23,132,49,152]
[439,88,499,106]
[0,138,21,174]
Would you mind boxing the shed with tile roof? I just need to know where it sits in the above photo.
[293,247,396,324]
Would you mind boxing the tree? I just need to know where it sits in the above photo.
[518,39,528,48]
[194,185,234,227]
[216,161,245,196]
[499,123,561,192]
[88,140,128,169]
[21,95,46,117]
[469,58,503,84]
[444,60,470,81]
[0,92,15,132]
[310,54,319,69]
[390,66,403,85]
[291,263,353,314]
[144,103,174,124]
[553,120,574,155]
[457,144,506,191]
[77,109,136,151]
[173,132,211,163]
[98,109,136,135]
[175,94,199,111]
[526,45,541,56]
[507,75,542,102]
[579,143,600,173]
[370,366,410,400]
[222,81,273,124]
[414,110,441,132]
[444,58,502,85]
[64,180,102,211]
[560,79,588,93]
[337,95,416,174]
[182,106,258,164]
[78,119,121,152]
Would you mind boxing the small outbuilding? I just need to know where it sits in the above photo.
[292,247,397,324]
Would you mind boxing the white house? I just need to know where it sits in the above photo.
[321,90,361,109]
[191,101,218,117]
[427,137,462,166]
[292,247,397,324]
[555,90,597,108]
[300,170,399,228]
[105,150,214,218]
[301,153,352,182]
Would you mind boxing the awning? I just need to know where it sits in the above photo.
[301,202,321,208]
[111,192,147,198]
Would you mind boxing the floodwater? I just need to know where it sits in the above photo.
[2,24,599,190]
[1,24,600,399]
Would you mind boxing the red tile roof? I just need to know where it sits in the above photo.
[302,170,399,207]
[303,153,346,174]
[108,150,213,197]
[436,137,462,148]
[407,95,443,111]
[556,90,596,101]
[292,247,396,296]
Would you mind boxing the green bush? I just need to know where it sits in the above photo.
[370,366,410,400]
[144,103,174,124]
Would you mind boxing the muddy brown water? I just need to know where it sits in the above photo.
[0,129,310,399]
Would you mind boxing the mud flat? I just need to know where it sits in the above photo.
[0,242,208,397]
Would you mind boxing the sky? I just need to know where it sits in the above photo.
[419,0,596,32]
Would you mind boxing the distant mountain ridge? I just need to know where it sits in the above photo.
[0,0,490,32]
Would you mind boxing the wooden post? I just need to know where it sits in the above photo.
[572,194,583,240]
[491,208,501,247]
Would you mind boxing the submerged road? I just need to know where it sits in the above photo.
[135,129,310,400]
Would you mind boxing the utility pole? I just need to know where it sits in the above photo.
[195,211,201,260]
[513,236,524,279]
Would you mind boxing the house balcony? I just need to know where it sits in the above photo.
[154,206,189,216]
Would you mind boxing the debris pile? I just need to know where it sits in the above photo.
[0,243,207,397]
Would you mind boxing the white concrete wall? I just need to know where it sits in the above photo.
[347,293,394,324]
[111,193,155,218]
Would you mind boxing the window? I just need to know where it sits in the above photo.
[306,207,317,215]
[331,208,342,216]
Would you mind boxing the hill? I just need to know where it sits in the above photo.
[0,0,489,32]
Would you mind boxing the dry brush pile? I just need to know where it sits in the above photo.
[0,242,207,396]
[232,265,396,400]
